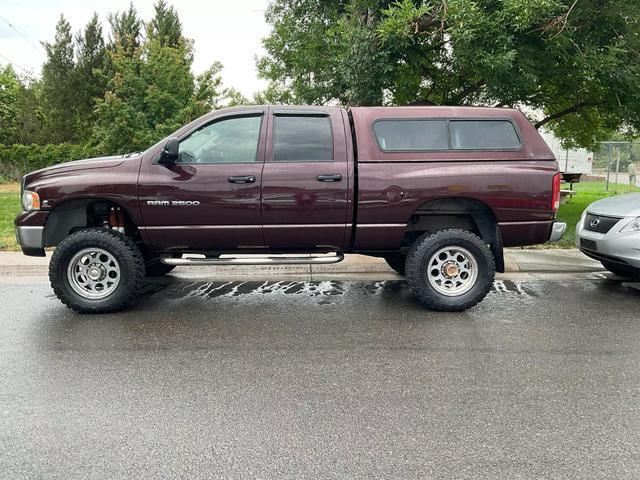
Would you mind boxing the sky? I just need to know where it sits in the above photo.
[0,0,272,96]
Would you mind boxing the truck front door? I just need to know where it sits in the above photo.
[138,111,266,251]
[261,108,351,250]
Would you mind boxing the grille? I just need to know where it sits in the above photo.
[584,213,622,234]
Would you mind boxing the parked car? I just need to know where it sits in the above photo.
[15,105,564,313]
[576,193,640,278]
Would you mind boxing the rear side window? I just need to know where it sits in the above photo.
[273,115,334,161]
[372,118,521,151]
[373,120,448,151]
[449,120,520,150]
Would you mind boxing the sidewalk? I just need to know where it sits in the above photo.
[0,248,603,281]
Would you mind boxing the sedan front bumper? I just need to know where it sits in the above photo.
[576,216,640,268]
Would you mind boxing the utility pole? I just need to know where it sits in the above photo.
[605,143,611,192]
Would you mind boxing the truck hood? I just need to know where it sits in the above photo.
[587,193,640,218]
[25,154,141,184]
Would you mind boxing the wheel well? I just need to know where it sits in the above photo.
[44,199,137,247]
[403,197,505,272]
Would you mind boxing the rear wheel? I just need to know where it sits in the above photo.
[406,229,495,311]
[384,254,406,275]
[601,260,640,280]
[49,228,144,313]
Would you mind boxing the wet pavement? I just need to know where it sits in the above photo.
[2,275,640,479]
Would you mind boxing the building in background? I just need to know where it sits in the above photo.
[539,131,593,183]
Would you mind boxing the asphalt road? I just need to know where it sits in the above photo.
[2,276,640,479]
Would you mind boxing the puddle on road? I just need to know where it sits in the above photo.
[142,279,540,302]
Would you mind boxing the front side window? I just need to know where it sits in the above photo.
[273,115,334,161]
[449,120,520,150]
[178,115,262,164]
[373,120,449,151]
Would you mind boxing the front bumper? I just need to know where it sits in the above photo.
[15,226,44,249]
[576,216,640,268]
[14,211,48,257]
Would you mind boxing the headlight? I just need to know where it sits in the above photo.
[620,217,640,233]
[580,210,587,223]
[21,190,40,211]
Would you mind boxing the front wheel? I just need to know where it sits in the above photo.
[406,229,495,311]
[49,228,145,313]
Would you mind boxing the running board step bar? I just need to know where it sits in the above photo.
[160,253,345,266]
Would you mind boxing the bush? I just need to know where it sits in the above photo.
[0,143,97,181]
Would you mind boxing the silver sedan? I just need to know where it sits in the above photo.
[576,193,640,279]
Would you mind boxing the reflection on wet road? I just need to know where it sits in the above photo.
[137,278,543,302]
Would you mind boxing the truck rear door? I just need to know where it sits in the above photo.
[261,107,352,250]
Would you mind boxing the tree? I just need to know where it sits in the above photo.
[14,78,44,145]
[92,1,229,154]
[41,14,76,143]
[1,1,240,155]
[147,0,183,48]
[258,0,640,148]
[107,3,142,55]
[0,65,21,144]
[190,63,255,112]
[74,13,107,139]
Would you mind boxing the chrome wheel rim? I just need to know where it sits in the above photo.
[67,248,121,300]
[426,246,478,296]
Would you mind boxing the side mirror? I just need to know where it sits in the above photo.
[159,137,179,165]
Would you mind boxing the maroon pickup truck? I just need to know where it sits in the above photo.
[15,105,564,313]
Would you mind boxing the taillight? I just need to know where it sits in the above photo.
[551,172,561,212]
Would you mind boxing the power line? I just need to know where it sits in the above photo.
[0,15,44,53]
[0,52,31,73]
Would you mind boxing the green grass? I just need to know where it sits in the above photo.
[550,179,640,248]
[0,184,20,250]
[1,179,638,251]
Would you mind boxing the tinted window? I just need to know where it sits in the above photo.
[373,120,448,151]
[450,120,520,150]
[178,115,262,164]
[273,116,333,161]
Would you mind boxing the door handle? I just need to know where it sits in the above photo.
[228,175,256,184]
[316,174,342,182]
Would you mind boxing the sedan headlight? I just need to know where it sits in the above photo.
[580,210,587,223]
[620,217,640,233]
[21,190,40,211]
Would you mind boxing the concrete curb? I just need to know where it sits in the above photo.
[0,248,603,277]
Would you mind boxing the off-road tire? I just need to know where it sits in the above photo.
[145,260,176,277]
[49,228,145,313]
[384,254,406,275]
[406,229,495,311]
[601,260,640,280]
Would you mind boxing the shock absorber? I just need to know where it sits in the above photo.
[109,207,126,234]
